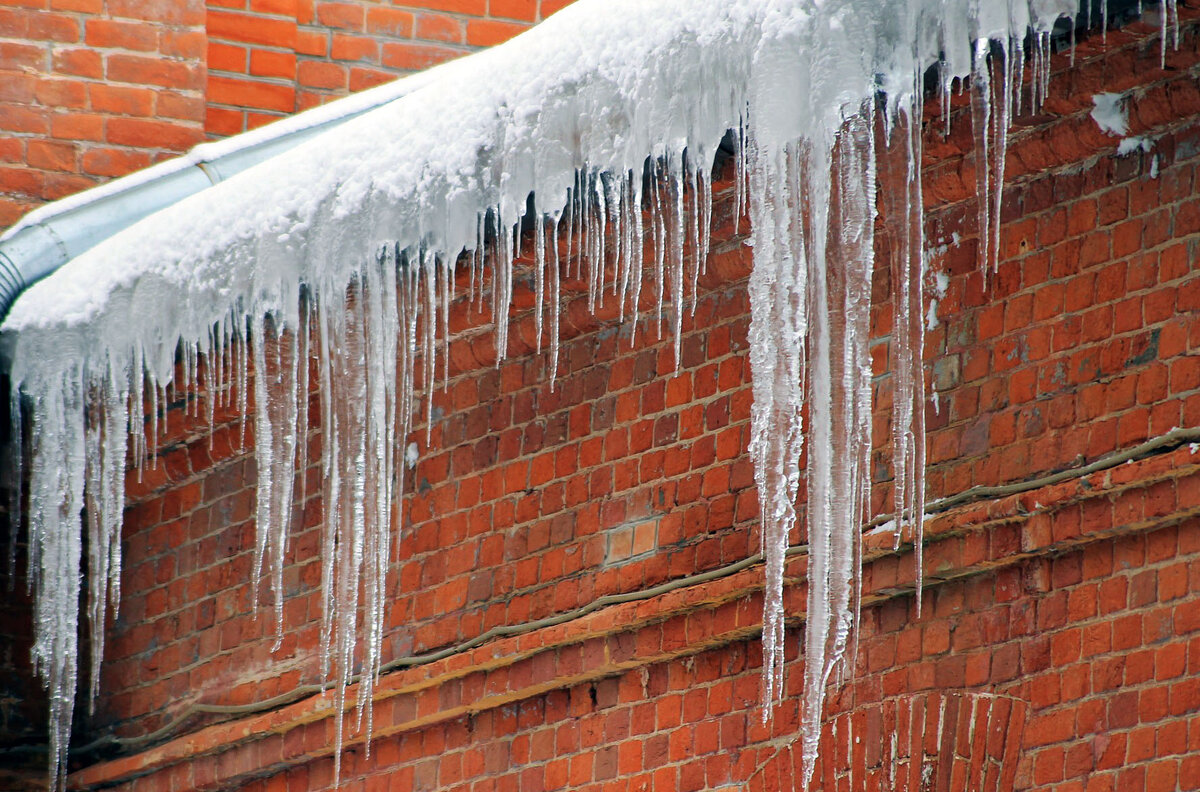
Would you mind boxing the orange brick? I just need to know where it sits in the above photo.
[0,165,43,196]
[50,0,102,11]
[249,49,296,79]
[0,137,22,163]
[330,33,378,62]
[84,18,156,50]
[0,103,48,134]
[106,117,201,150]
[89,83,154,116]
[245,111,286,130]
[295,60,345,90]
[41,171,95,198]
[295,30,328,56]
[0,40,43,70]
[249,0,296,14]
[0,70,35,103]
[81,146,150,177]
[52,47,103,78]
[50,112,104,141]
[205,105,244,136]
[207,75,295,113]
[466,18,526,47]
[208,10,298,48]
[106,53,202,90]
[157,91,204,122]
[415,12,463,44]
[410,0,484,13]
[380,41,463,72]
[160,29,206,59]
[208,42,248,73]
[0,197,36,227]
[490,0,536,21]
[365,6,413,37]
[28,11,80,42]
[107,0,204,25]
[26,139,76,172]
[314,1,363,31]
[540,0,575,16]
[348,66,394,92]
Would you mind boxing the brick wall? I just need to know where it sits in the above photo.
[0,0,574,226]
[3,5,1200,792]
[203,0,572,135]
[0,0,207,225]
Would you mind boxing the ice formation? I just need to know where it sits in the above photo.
[1091,92,1129,135]
[6,0,1175,789]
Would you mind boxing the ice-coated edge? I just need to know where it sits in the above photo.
[3,0,1088,789]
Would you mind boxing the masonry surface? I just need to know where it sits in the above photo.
[2,4,1200,792]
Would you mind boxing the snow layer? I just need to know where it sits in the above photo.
[2,0,1097,788]
[1091,92,1129,136]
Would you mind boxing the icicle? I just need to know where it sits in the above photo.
[1161,0,1179,68]
[971,39,995,279]
[747,136,808,715]
[670,160,686,368]
[549,215,562,387]
[534,206,546,352]
[83,360,128,708]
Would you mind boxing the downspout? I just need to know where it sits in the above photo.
[0,65,444,319]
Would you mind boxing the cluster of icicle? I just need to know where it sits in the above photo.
[7,0,1174,789]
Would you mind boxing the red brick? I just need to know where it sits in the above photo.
[107,0,203,25]
[106,53,202,90]
[466,19,526,47]
[249,0,296,14]
[0,40,43,70]
[80,146,150,177]
[249,49,296,79]
[157,91,204,122]
[51,46,102,78]
[0,70,35,103]
[28,11,80,42]
[208,9,298,48]
[208,75,295,112]
[314,1,363,31]
[205,105,244,136]
[50,111,104,141]
[209,42,248,74]
[51,0,102,10]
[381,41,463,71]
[330,33,378,62]
[295,30,328,56]
[106,117,201,150]
[416,12,463,44]
[84,18,156,50]
[0,103,49,133]
[490,0,536,21]
[295,60,345,90]
[348,66,394,92]
[365,7,413,37]
[41,171,94,198]
[25,139,76,171]
[0,165,44,195]
[89,83,154,116]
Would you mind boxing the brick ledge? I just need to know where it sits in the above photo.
[69,444,1200,790]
